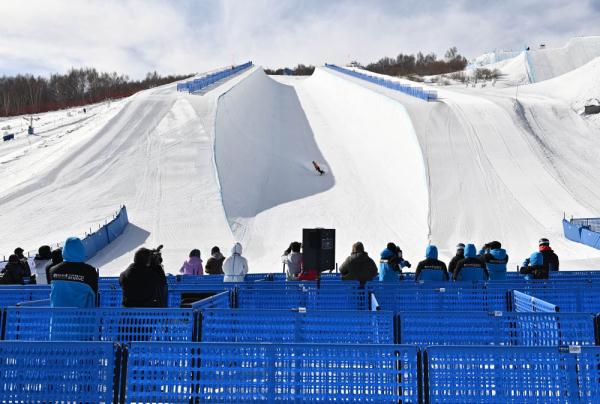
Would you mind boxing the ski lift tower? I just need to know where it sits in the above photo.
[24,115,34,135]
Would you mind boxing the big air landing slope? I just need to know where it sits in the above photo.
[2,56,600,274]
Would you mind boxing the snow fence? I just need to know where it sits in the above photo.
[176,62,253,93]
[325,64,438,101]
[563,217,600,250]
[81,205,129,260]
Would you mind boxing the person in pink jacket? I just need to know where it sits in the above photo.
[180,249,203,275]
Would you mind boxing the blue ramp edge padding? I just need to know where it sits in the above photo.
[177,61,253,93]
[398,311,596,346]
[0,341,118,403]
[199,309,395,344]
[124,342,420,403]
[425,345,600,403]
[563,217,600,249]
[3,307,196,342]
[82,205,129,260]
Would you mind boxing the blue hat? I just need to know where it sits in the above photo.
[62,237,86,263]
[426,245,438,260]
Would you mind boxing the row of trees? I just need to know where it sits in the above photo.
[0,68,193,117]
[358,47,468,77]
[264,64,315,76]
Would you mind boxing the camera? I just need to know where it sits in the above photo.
[150,245,164,267]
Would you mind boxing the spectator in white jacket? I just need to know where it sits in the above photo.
[223,242,248,282]
[282,241,302,280]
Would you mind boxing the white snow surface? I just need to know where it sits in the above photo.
[2,51,600,274]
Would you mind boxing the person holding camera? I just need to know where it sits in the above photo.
[282,241,302,280]
[120,246,168,307]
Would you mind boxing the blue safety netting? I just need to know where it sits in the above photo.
[177,62,253,93]
[325,63,438,101]
[199,309,394,344]
[81,205,129,260]
[0,341,118,403]
[124,342,420,402]
[398,311,596,346]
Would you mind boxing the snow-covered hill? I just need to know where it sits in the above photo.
[2,42,600,274]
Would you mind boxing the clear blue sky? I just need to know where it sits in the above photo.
[1,0,599,78]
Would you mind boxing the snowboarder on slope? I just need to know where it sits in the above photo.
[312,161,325,175]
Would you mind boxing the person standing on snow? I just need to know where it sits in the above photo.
[312,161,325,175]
[180,249,203,276]
[223,242,249,282]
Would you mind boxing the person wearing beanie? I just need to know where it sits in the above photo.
[180,249,204,276]
[0,255,26,285]
[415,245,449,281]
[14,247,31,277]
[32,245,53,285]
[49,237,98,308]
[453,244,488,281]
[448,243,465,275]
[120,247,168,307]
[379,242,410,282]
[538,238,559,272]
[339,242,378,287]
[205,246,225,275]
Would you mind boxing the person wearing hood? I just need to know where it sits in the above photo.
[14,247,31,277]
[180,249,203,276]
[49,237,98,308]
[519,251,547,280]
[379,242,409,282]
[480,241,509,280]
[45,248,63,284]
[205,246,225,275]
[282,241,303,280]
[340,242,378,287]
[453,244,488,281]
[415,245,449,281]
[120,247,168,307]
[448,243,465,275]
[538,238,559,272]
[32,245,52,285]
[0,255,25,285]
[223,242,249,282]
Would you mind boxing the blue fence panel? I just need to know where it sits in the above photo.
[398,311,596,346]
[581,227,600,250]
[563,219,582,242]
[178,62,253,93]
[190,291,231,310]
[0,341,117,402]
[236,288,368,310]
[512,290,558,312]
[425,346,599,403]
[125,342,419,402]
[3,307,196,342]
[524,287,600,312]
[167,284,231,307]
[0,286,51,306]
[199,309,394,343]
[81,205,128,260]
[373,287,509,311]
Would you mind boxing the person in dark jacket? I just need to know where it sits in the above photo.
[45,248,63,284]
[14,247,31,277]
[0,255,25,285]
[49,237,98,308]
[32,245,53,284]
[205,246,225,275]
[120,247,168,307]
[520,251,547,279]
[538,238,559,272]
[448,243,465,275]
[415,245,449,281]
[480,241,509,280]
[454,244,488,281]
[339,242,378,287]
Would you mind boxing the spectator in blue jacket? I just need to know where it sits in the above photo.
[415,245,449,281]
[379,243,410,282]
[454,244,488,281]
[49,237,98,308]
[520,251,548,279]
[480,241,509,280]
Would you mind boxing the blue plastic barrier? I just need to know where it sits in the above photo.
[177,62,253,93]
[190,290,231,310]
[236,288,368,310]
[325,63,438,101]
[373,287,509,312]
[398,311,596,346]
[563,218,582,242]
[425,346,600,403]
[124,342,420,402]
[3,307,196,342]
[81,205,128,260]
[199,309,394,343]
[0,341,118,402]
[563,217,600,250]
[581,227,600,249]
[0,287,51,306]
[521,287,600,312]
[512,290,559,312]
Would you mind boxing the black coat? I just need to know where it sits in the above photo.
[120,263,168,307]
[205,255,225,275]
[340,252,378,286]
[0,262,25,285]
[520,264,549,280]
[49,262,99,294]
[415,259,449,281]
[540,249,559,272]
[448,253,464,274]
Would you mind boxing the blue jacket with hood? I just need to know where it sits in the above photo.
[49,237,98,308]
[483,248,508,280]
[415,245,449,281]
[520,251,548,279]
[379,248,401,282]
[453,244,488,281]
